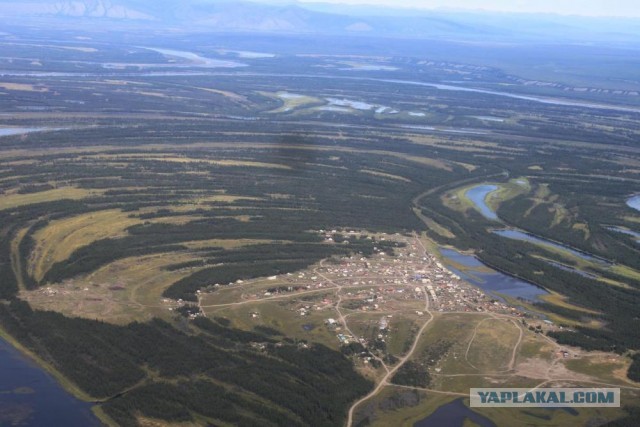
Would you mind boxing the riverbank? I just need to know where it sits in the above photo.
[0,326,102,426]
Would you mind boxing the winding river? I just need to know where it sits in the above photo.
[628,195,640,212]
[457,183,617,284]
[464,184,499,221]
[0,67,638,115]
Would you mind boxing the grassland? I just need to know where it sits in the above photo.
[538,291,601,316]
[465,318,521,372]
[123,156,292,170]
[28,209,141,282]
[211,300,340,350]
[0,82,48,92]
[21,252,206,324]
[359,169,412,183]
[0,187,100,211]
[500,295,602,330]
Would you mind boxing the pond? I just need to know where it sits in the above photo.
[0,338,100,426]
[414,398,496,427]
[440,248,547,302]
[465,184,499,221]
[141,47,247,68]
[414,397,578,427]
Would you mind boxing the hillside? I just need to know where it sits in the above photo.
[1,0,638,43]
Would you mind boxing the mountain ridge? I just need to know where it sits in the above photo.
[0,0,638,43]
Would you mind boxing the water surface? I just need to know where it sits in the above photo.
[440,248,547,302]
[414,398,496,427]
[544,260,599,279]
[142,47,246,68]
[3,69,637,115]
[0,127,55,137]
[465,184,499,221]
[0,338,100,426]
[493,229,610,265]
[627,195,640,212]
[607,226,640,242]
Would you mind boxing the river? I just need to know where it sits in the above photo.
[0,68,638,115]
[464,184,499,221]
[463,183,611,267]
[628,195,640,212]
[0,337,100,426]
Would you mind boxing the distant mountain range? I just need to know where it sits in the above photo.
[1,0,639,43]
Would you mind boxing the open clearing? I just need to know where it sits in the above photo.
[0,82,48,92]
[0,187,101,211]
[465,318,521,372]
[259,91,323,113]
[359,169,412,183]
[21,252,205,324]
[29,209,141,282]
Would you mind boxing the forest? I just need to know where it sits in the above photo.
[1,27,639,425]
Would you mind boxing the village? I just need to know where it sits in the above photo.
[195,231,552,355]
[26,230,563,364]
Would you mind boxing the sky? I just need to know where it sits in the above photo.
[296,0,640,17]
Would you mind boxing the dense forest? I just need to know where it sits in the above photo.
[0,300,372,426]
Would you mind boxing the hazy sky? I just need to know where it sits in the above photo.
[297,0,640,17]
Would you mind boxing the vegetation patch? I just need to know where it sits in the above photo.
[0,187,100,211]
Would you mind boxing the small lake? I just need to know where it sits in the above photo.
[0,338,100,426]
[465,184,499,221]
[143,47,247,69]
[217,49,275,59]
[440,248,547,302]
[472,116,505,122]
[493,229,610,265]
[627,195,640,212]
[414,398,496,427]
